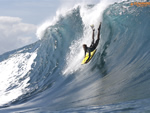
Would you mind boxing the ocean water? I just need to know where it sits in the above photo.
[0,0,150,112]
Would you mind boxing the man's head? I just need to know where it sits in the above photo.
[83,44,87,50]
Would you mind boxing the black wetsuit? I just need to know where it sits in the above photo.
[84,38,99,61]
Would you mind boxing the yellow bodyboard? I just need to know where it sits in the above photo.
[81,49,97,64]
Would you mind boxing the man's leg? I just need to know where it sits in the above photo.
[90,28,95,46]
[97,22,101,40]
[92,28,95,42]
[92,22,101,49]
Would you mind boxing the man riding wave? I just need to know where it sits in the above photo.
[83,22,101,63]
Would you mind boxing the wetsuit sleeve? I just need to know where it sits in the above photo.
[86,51,91,63]
[84,50,86,57]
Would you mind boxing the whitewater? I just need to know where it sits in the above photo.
[0,0,150,112]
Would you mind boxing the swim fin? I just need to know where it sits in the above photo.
[90,24,95,31]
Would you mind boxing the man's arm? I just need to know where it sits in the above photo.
[84,51,86,57]
[86,51,91,63]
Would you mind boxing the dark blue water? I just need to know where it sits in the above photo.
[0,1,150,113]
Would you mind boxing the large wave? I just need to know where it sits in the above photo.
[0,0,150,112]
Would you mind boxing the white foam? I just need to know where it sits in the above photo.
[36,5,76,40]
[0,51,37,106]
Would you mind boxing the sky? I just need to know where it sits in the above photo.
[0,0,100,55]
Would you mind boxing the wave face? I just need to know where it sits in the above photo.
[1,1,150,112]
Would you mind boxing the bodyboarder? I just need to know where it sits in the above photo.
[82,22,101,63]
